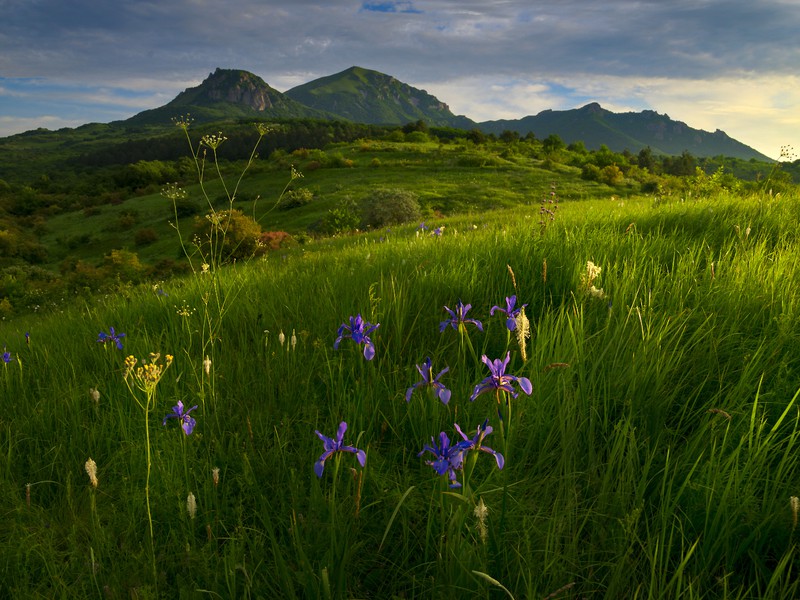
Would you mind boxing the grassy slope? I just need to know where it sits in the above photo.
[2,188,800,598]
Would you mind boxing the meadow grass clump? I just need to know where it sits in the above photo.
[1,186,800,598]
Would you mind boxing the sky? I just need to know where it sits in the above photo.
[1,0,798,160]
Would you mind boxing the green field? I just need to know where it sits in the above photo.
[2,160,800,597]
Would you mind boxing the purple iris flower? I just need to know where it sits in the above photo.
[418,222,428,231]
[405,357,451,405]
[334,314,380,360]
[2,346,13,364]
[163,400,199,435]
[490,295,528,331]
[454,420,505,470]
[97,327,126,350]
[439,300,483,332]
[470,352,533,402]
[418,431,472,488]
[314,421,366,477]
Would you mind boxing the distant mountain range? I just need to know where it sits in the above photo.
[20,66,775,161]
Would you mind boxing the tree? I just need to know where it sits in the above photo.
[542,134,565,154]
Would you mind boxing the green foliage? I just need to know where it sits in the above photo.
[278,187,314,210]
[360,188,421,229]
[193,208,262,262]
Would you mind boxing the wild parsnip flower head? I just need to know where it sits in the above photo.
[314,422,366,477]
[187,492,197,519]
[85,457,99,488]
[255,122,274,136]
[290,165,304,180]
[125,353,173,393]
[172,114,193,129]
[201,132,227,150]
[161,182,187,201]
[203,355,211,376]
[89,387,100,405]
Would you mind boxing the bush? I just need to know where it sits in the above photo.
[193,209,262,262]
[360,188,421,229]
[134,228,159,246]
[313,198,361,235]
[279,188,314,210]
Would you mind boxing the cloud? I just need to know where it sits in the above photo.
[361,1,423,14]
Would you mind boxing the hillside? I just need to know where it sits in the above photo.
[285,66,476,129]
[479,102,772,161]
[124,68,334,125]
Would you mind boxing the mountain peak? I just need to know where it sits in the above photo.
[170,68,282,112]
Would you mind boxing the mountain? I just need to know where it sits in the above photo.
[479,102,771,161]
[285,66,475,129]
[124,68,333,125]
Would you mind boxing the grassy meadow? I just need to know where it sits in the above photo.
[2,140,800,598]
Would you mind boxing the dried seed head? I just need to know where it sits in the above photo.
[791,496,799,529]
[85,458,99,488]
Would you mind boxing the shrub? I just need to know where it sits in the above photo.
[279,188,314,210]
[360,188,421,229]
[134,228,159,246]
[193,209,262,262]
[258,231,295,251]
[314,198,360,235]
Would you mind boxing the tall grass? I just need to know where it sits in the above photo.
[1,191,799,598]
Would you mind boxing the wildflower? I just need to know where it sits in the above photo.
[89,387,100,404]
[203,355,211,376]
[405,357,451,405]
[431,226,444,236]
[2,346,12,363]
[490,295,527,331]
[474,497,489,543]
[85,458,99,488]
[291,329,297,351]
[278,330,285,346]
[187,492,197,519]
[25,332,30,346]
[314,421,366,477]
[418,222,428,231]
[212,467,220,487]
[163,400,199,435]
[97,327,125,350]
[454,420,505,470]
[418,431,472,488]
[470,352,533,402]
[334,314,380,361]
[514,308,531,361]
[440,300,483,332]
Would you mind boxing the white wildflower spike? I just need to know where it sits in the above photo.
[203,355,211,376]
[791,496,799,529]
[187,492,197,519]
[291,329,297,351]
[89,387,100,404]
[278,330,285,346]
[514,308,531,362]
[212,467,220,488]
[474,497,489,544]
[85,458,99,488]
